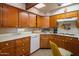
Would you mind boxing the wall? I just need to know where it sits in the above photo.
[0,28,54,34]
[58,21,79,35]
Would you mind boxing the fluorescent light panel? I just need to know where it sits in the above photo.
[34,3,45,9]
[61,3,73,6]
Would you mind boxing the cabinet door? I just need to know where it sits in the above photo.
[56,13,66,19]
[19,10,29,27]
[23,37,30,55]
[0,4,2,27]
[37,16,49,28]
[2,4,18,27]
[28,13,36,28]
[16,39,24,47]
[66,11,77,18]
[40,35,50,48]
[50,15,57,28]
[0,40,15,49]
[76,11,79,27]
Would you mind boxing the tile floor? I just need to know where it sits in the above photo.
[30,48,72,56]
[30,49,52,56]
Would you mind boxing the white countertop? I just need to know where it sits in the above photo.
[0,32,31,42]
[40,33,79,39]
[0,32,79,42]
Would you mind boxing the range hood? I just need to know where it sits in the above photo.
[57,17,77,22]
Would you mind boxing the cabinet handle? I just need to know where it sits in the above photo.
[23,43,24,46]
[22,49,25,51]
[5,43,9,46]
[0,50,1,52]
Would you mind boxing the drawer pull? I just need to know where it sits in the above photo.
[23,43,24,46]
[22,49,24,51]
[5,43,9,46]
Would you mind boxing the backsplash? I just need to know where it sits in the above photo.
[0,28,54,34]
[58,21,79,35]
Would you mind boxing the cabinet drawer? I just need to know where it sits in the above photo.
[0,40,15,49]
[0,47,16,56]
[16,47,30,56]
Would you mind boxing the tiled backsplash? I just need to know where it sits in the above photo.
[0,28,54,34]
[58,21,79,35]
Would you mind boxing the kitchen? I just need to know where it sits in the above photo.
[0,3,79,56]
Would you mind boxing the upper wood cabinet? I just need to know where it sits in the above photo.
[19,10,29,28]
[56,13,66,19]
[37,16,49,28]
[2,4,18,27]
[50,15,57,28]
[28,13,36,28]
[56,11,77,20]
[0,4,2,27]
[76,11,79,27]
[65,11,77,18]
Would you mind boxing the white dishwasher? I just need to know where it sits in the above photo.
[30,34,40,53]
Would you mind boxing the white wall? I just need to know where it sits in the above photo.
[58,21,79,35]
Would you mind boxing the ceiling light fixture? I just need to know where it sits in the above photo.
[61,3,73,6]
[34,3,45,9]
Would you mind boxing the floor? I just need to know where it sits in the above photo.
[30,49,52,56]
[30,48,72,56]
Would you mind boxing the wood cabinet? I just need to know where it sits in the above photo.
[0,47,16,56]
[50,35,79,56]
[0,40,16,56]
[2,4,18,27]
[40,34,79,55]
[50,15,57,28]
[56,13,66,19]
[0,4,2,27]
[37,16,49,28]
[76,11,79,27]
[40,34,51,48]
[65,11,77,18]
[28,13,36,28]
[19,10,29,28]
[16,37,30,56]
[0,36,30,56]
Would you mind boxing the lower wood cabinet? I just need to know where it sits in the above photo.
[50,35,79,56]
[0,47,16,56]
[40,34,51,48]
[40,34,79,55]
[0,36,30,56]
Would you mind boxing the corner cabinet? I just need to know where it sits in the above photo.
[18,10,29,28]
[37,16,50,28]
[50,15,57,28]
[2,4,18,27]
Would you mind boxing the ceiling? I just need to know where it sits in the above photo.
[35,3,62,13]
[27,3,74,16]
[26,3,38,10]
